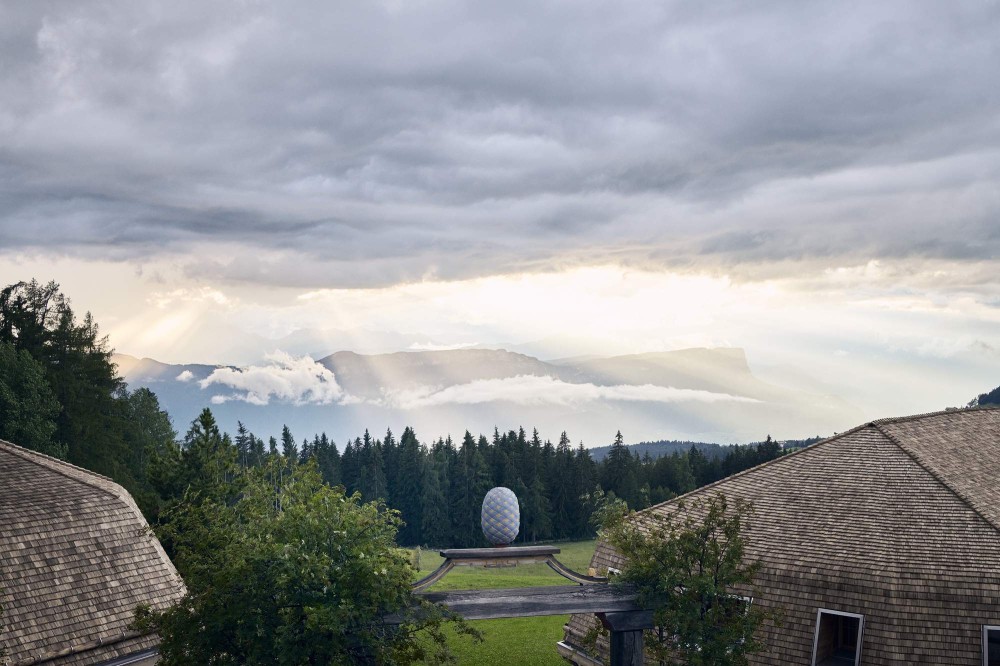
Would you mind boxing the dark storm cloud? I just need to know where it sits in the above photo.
[1,0,999,286]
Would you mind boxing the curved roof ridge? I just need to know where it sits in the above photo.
[0,438,135,509]
[870,420,1000,535]
[0,438,186,605]
[637,420,875,515]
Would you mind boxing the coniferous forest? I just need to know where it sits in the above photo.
[1,279,786,546]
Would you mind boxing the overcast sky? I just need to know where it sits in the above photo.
[1,1,998,419]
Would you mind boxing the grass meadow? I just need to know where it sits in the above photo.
[412,540,597,665]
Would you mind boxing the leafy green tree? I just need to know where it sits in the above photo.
[594,493,779,666]
[0,341,63,457]
[134,461,475,665]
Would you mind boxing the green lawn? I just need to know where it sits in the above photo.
[411,540,597,665]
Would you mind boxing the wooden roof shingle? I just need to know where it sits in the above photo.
[564,406,1000,665]
[0,439,185,665]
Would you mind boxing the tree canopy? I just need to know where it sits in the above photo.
[593,493,779,666]
[0,280,177,517]
[134,461,474,665]
[969,385,1000,408]
[0,341,62,457]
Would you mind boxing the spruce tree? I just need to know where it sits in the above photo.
[340,440,359,494]
[250,435,266,468]
[572,441,598,538]
[360,434,388,502]
[234,421,251,468]
[280,425,297,463]
[547,432,574,539]
[0,280,123,476]
[0,340,62,457]
[394,427,424,546]
[602,430,639,507]
[420,450,450,547]
[314,432,340,487]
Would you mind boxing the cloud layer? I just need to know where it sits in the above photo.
[190,351,758,411]
[200,351,345,406]
[2,2,999,286]
[380,375,758,410]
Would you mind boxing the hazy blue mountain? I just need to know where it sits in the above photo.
[588,440,728,462]
[317,349,558,399]
[587,435,826,462]
[114,347,861,448]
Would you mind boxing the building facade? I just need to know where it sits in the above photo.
[563,408,1000,665]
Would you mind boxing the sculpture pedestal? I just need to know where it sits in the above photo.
[413,545,608,591]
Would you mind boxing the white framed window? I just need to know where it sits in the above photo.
[811,608,864,666]
[984,625,1000,666]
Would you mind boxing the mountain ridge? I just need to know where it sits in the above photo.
[113,346,860,447]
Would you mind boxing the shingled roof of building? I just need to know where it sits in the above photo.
[0,439,186,666]
[564,406,1000,665]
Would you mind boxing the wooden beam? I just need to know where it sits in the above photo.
[387,584,644,623]
[438,545,560,559]
[545,556,610,584]
[597,610,656,632]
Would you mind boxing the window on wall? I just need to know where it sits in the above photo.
[985,626,1000,666]
[812,609,864,666]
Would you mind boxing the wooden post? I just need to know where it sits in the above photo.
[609,629,643,666]
[598,611,654,666]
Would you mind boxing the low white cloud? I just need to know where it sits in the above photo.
[176,370,194,382]
[198,351,345,406]
[380,374,758,410]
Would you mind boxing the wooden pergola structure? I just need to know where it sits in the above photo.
[395,545,654,666]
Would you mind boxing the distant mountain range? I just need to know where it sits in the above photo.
[587,439,727,461]
[586,435,826,462]
[113,347,860,448]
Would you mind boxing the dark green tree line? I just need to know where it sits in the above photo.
[0,280,177,517]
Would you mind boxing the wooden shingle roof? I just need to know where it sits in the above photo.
[564,406,1000,665]
[876,408,1000,530]
[0,440,185,665]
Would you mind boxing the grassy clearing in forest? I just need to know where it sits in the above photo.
[411,539,597,665]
